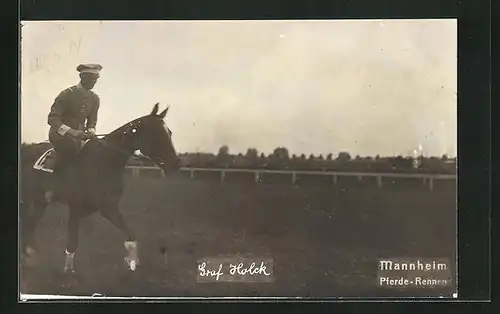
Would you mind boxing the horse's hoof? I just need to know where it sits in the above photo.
[60,270,79,288]
[24,256,37,268]
[124,258,139,271]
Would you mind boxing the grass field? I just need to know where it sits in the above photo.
[20,173,457,298]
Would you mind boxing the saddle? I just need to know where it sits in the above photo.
[32,139,92,173]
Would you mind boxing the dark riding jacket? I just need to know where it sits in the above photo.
[47,84,100,142]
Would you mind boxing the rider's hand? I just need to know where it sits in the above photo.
[67,129,84,139]
[86,128,96,136]
[83,128,97,140]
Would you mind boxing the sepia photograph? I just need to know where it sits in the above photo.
[19,19,457,299]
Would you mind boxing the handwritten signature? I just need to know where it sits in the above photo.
[26,37,82,74]
[198,261,272,281]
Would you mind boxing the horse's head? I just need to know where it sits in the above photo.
[128,103,181,175]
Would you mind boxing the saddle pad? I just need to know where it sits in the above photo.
[33,148,57,173]
[32,139,92,173]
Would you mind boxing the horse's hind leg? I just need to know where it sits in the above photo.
[20,196,48,257]
[100,206,139,271]
[19,200,31,252]
[19,200,34,264]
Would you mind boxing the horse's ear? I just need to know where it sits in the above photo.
[151,103,160,115]
[158,106,169,119]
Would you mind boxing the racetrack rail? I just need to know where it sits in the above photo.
[125,166,456,190]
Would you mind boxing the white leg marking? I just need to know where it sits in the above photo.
[124,241,139,271]
[22,246,37,267]
[64,250,76,273]
[44,191,53,203]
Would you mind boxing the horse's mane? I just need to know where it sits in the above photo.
[104,115,149,140]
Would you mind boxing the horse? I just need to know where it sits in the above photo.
[19,103,181,274]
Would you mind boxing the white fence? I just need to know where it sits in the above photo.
[125,166,456,191]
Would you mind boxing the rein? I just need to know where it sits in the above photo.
[89,134,153,163]
[94,135,132,157]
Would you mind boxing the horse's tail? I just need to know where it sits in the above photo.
[20,142,54,203]
[20,143,54,253]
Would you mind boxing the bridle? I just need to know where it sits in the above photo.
[95,137,148,161]
[92,130,164,167]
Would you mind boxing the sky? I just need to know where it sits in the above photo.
[20,19,457,157]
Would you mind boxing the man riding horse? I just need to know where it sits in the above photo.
[47,63,102,197]
[21,64,181,274]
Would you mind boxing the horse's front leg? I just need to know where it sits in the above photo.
[100,203,139,271]
[64,206,83,274]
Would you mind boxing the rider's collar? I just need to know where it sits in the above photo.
[76,82,92,92]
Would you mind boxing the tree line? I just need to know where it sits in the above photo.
[131,145,457,174]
